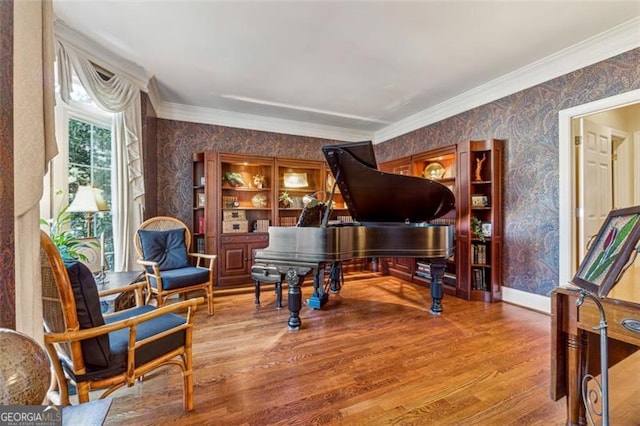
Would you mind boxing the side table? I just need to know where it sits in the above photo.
[97,271,145,313]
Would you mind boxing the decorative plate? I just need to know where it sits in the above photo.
[423,162,445,180]
[251,194,267,208]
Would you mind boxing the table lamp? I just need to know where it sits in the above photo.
[67,185,109,237]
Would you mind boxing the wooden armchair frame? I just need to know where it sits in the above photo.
[134,216,216,315]
[41,230,202,410]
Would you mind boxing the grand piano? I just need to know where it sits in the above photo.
[251,141,456,329]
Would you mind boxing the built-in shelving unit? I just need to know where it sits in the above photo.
[457,139,503,302]
[275,159,324,227]
[217,154,274,287]
[378,139,503,302]
[194,151,334,287]
[379,144,458,296]
[411,146,458,295]
[191,152,206,253]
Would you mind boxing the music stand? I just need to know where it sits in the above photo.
[570,205,640,426]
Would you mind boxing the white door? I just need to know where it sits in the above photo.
[612,135,633,209]
[576,118,612,262]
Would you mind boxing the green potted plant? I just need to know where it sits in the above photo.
[279,191,293,208]
[223,172,244,187]
[470,216,485,242]
[40,202,93,261]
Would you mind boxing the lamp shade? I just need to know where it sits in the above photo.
[68,185,109,213]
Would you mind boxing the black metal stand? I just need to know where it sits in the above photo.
[576,290,609,426]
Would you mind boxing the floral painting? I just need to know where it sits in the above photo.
[574,208,640,296]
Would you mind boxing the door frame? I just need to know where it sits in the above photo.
[558,89,640,287]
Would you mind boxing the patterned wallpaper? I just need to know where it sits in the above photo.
[156,48,640,297]
[141,92,158,219]
[0,0,15,329]
[376,48,640,296]
[156,122,338,227]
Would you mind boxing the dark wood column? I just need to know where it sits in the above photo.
[0,0,15,329]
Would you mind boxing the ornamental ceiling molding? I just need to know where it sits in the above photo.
[373,17,640,144]
[53,17,639,144]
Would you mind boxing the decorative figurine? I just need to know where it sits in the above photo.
[475,154,486,182]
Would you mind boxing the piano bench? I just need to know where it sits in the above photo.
[251,265,284,309]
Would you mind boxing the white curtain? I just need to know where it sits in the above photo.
[14,0,57,343]
[56,39,145,271]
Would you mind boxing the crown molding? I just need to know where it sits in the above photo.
[54,15,639,143]
[157,102,374,142]
[373,17,640,144]
[146,76,163,115]
[53,19,152,91]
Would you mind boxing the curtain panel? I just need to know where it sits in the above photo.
[13,0,59,343]
[55,39,145,271]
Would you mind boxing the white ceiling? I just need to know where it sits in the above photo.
[52,1,640,142]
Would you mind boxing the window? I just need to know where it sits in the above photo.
[48,69,116,271]
[67,117,114,269]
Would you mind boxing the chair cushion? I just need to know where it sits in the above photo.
[138,228,190,271]
[64,305,187,381]
[148,266,210,290]
[64,261,111,368]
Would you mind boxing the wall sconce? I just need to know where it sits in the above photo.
[283,172,308,188]
[67,185,109,237]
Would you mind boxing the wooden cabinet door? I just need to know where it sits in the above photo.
[390,257,414,282]
[220,242,248,278]
[248,240,269,266]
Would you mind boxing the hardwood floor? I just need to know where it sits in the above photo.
[102,272,568,425]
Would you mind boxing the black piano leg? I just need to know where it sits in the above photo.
[275,281,282,309]
[429,260,446,315]
[286,269,303,330]
[254,280,261,305]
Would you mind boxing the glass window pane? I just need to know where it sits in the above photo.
[69,164,91,189]
[93,126,111,168]
[67,116,114,271]
[92,169,111,194]
[68,119,91,166]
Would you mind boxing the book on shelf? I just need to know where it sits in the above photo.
[415,271,432,280]
[443,272,456,286]
[472,244,487,264]
[279,217,298,227]
[472,268,488,291]
[198,216,205,234]
[255,219,270,233]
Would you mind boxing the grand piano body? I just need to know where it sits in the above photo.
[252,141,456,329]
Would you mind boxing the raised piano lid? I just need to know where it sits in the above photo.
[322,142,455,223]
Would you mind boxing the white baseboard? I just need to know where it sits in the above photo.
[501,286,551,314]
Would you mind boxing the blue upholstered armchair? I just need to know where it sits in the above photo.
[40,230,201,409]
[134,216,216,315]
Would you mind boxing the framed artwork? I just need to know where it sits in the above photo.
[572,205,640,297]
[471,195,488,207]
[482,222,492,237]
[197,193,206,207]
